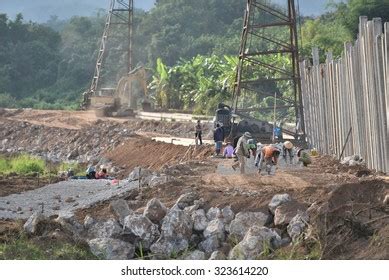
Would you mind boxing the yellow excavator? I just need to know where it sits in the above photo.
[86,66,151,117]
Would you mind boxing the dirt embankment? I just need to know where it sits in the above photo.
[105,137,214,176]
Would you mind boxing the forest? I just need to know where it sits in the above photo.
[0,0,387,114]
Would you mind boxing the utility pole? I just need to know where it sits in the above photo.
[232,0,304,137]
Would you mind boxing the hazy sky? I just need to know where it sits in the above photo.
[0,0,339,23]
[0,0,155,22]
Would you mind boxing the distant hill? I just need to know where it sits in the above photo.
[0,0,342,23]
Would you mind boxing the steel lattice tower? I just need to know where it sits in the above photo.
[232,0,304,135]
[87,0,134,97]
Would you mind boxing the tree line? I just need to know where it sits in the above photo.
[0,0,387,114]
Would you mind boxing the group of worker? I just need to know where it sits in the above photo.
[225,131,311,175]
[194,120,311,175]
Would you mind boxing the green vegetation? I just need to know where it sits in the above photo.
[0,233,97,260]
[0,154,83,176]
[0,155,45,175]
[0,0,386,114]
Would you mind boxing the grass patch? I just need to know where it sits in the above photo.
[0,154,84,176]
[0,154,45,175]
[0,233,97,260]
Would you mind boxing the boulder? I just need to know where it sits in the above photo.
[203,219,225,241]
[229,212,269,241]
[83,215,96,229]
[88,238,135,260]
[221,206,235,225]
[161,209,193,239]
[123,214,160,249]
[88,219,122,239]
[287,211,309,242]
[206,207,221,221]
[55,214,84,237]
[183,250,206,260]
[198,235,220,255]
[149,175,169,188]
[109,199,132,224]
[175,192,199,210]
[268,194,291,214]
[128,167,153,182]
[150,235,189,257]
[143,198,167,224]
[229,226,281,260]
[191,209,208,232]
[23,213,45,235]
[209,251,227,260]
[274,201,308,226]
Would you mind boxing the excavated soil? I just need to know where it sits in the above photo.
[104,137,214,176]
[0,109,388,259]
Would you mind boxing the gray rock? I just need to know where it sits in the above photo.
[161,209,193,240]
[198,235,220,254]
[55,214,84,237]
[123,214,160,249]
[209,251,227,260]
[221,206,235,224]
[110,199,132,224]
[191,209,208,231]
[184,204,199,214]
[229,212,269,241]
[175,192,199,210]
[229,226,281,260]
[143,198,167,224]
[23,213,45,234]
[149,175,169,188]
[274,201,308,226]
[203,219,225,241]
[128,167,153,182]
[268,194,292,214]
[150,235,189,257]
[88,219,122,239]
[88,238,135,260]
[183,250,206,260]
[206,207,221,221]
[83,215,96,229]
[287,211,309,242]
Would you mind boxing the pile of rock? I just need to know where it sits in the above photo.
[0,119,135,164]
[23,192,312,260]
[341,155,364,167]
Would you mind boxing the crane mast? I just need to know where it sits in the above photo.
[82,0,134,108]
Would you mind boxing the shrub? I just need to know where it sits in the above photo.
[10,155,46,174]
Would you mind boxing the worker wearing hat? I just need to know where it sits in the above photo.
[255,144,281,175]
[283,141,294,164]
[232,132,252,174]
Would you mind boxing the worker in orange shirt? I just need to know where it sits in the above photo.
[255,145,281,175]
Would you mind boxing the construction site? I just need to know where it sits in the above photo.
[0,0,388,261]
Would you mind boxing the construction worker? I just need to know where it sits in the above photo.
[86,166,96,179]
[213,123,224,156]
[96,167,108,179]
[255,145,281,175]
[223,142,235,158]
[195,120,203,146]
[296,148,312,167]
[283,141,294,164]
[247,138,257,158]
[232,132,252,174]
